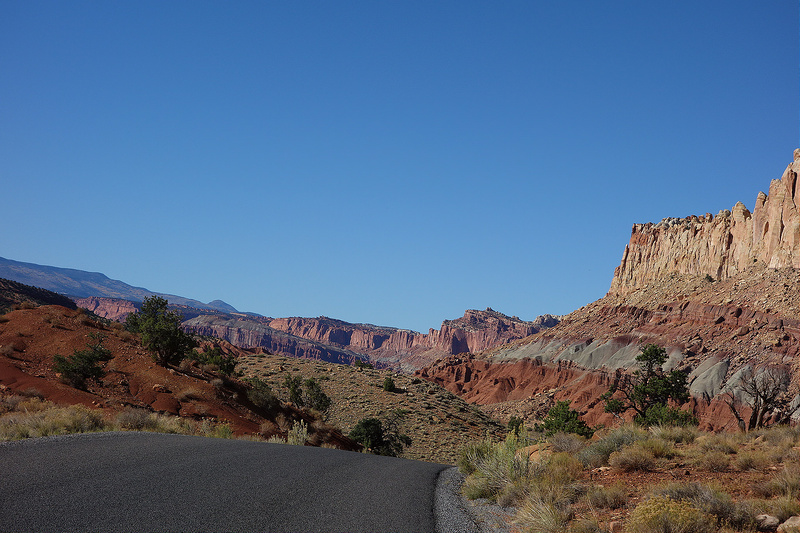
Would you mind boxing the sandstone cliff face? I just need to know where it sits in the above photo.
[610,150,799,295]
[182,315,364,366]
[74,297,138,322]
[176,309,559,372]
[418,151,800,431]
[263,309,559,372]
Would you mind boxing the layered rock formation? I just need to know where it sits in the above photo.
[183,309,559,372]
[610,149,799,294]
[74,297,138,322]
[419,150,800,431]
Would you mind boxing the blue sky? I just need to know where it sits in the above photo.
[1,1,797,332]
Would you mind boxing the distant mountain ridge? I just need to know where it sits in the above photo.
[0,257,239,314]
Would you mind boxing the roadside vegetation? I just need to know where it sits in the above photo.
[0,394,236,441]
[459,420,800,532]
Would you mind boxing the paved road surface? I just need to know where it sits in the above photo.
[0,432,469,533]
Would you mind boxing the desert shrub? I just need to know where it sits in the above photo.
[655,483,744,528]
[354,359,373,369]
[639,437,675,459]
[609,443,656,472]
[0,403,106,440]
[514,497,571,533]
[462,434,531,501]
[53,335,112,390]
[283,373,304,406]
[126,296,196,366]
[541,400,594,438]
[761,496,800,522]
[577,425,646,467]
[246,378,280,413]
[210,423,233,439]
[549,431,587,455]
[694,450,730,472]
[175,388,206,402]
[458,437,493,475]
[349,411,411,457]
[188,346,236,376]
[627,495,715,533]
[286,420,308,445]
[734,449,770,471]
[115,408,158,430]
[650,424,698,444]
[508,415,524,437]
[753,465,800,499]
[303,378,331,413]
[697,433,738,454]
[383,376,396,392]
[586,482,628,509]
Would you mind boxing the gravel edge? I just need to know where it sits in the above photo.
[434,467,516,533]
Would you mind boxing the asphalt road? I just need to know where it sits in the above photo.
[0,432,473,533]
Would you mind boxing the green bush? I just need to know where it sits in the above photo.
[53,334,112,389]
[283,374,304,406]
[349,411,411,457]
[126,296,196,366]
[303,378,331,413]
[354,359,373,369]
[602,344,695,427]
[188,346,236,376]
[541,401,594,438]
[383,376,396,392]
[627,496,715,533]
[247,378,280,413]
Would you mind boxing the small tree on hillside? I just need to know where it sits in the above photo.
[126,296,196,366]
[725,365,800,431]
[541,400,595,438]
[601,344,696,426]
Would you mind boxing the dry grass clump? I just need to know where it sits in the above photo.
[649,424,698,444]
[734,449,770,471]
[514,497,571,533]
[696,433,739,455]
[549,431,588,454]
[752,464,800,499]
[0,399,105,440]
[577,424,647,467]
[693,450,731,472]
[609,442,657,472]
[585,482,628,510]
[461,434,532,501]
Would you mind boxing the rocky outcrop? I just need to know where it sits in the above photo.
[261,309,559,372]
[610,150,799,295]
[74,297,138,322]
[182,315,365,366]
[418,150,800,431]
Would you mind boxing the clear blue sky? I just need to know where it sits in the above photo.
[2,1,797,332]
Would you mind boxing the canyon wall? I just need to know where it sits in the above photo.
[609,149,799,295]
[418,150,799,430]
[184,309,560,372]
